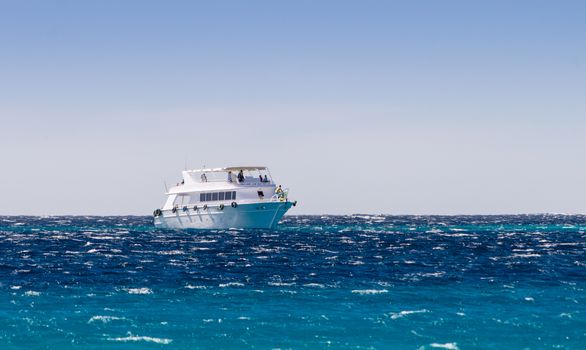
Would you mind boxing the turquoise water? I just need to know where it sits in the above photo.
[1,215,585,349]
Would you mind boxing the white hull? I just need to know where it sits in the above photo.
[154,201,293,229]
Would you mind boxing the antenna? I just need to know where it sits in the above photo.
[164,180,168,193]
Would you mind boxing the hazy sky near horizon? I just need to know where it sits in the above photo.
[1,1,585,215]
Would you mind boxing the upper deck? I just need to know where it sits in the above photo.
[167,166,275,194]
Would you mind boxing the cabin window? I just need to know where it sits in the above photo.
[212,192,218,201]
[232,191,237,199]
[205,193,212,201]
[200,193,205,202]
[219,192,225,201]
[225,191,232,200]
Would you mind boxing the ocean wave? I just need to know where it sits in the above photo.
[351,289,388,295]
[185,285,207,289]
[420,343,459,350]
[390,309,429,319]
[88,315,124,323]
[107,335,172,344]
[268,282,296,286]
[219,282,245,288]
[126,288,152,295]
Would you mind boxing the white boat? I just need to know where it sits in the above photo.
[153,166,296,229]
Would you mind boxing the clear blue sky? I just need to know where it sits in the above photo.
[1,1,585,215]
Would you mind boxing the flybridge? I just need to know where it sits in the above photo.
[184,166,268,173]
[179,166,273,186]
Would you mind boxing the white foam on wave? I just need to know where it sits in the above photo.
[303,283,325,288]
[195,239,217,243]
[88,315,124,323]
[185,285,207,289]
[351,289,388,295]
[107,335,172,344]
[268,282,296,286]
[390,309,429,320]
[158,250,185,255]
[24,291,41,297]
[429,343,459,350]
[126,288,152,295]
[219,282,245,288]
[511,253,541,258]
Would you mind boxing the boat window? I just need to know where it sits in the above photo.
[200,193,205,202]
[212,192,218,201]
[219,192,225,201]
[205,193,212,201]
[225,191,232,200]
[232,191,237,199]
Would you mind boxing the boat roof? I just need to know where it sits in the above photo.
[185,166,267,173]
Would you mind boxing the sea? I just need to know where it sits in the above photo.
[0,215,585,349]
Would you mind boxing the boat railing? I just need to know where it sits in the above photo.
[159,195,290,214]
[192,179,273,186]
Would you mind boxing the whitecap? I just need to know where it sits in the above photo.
[24,291,41,297]
[429,343,459,350]
[511,253,541,258]
[185,285,207,289]
[351,289,388,295]
[348,260,365,265]
[390,309,429,320]
[126,288,152,295]
[268,282,296,286]
[218,282,244,288]
[88,315,124,323]
[158,250,185,255]
[107,335,172,344]
[303,283,325,288]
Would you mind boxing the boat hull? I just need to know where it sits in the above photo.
[154,201,293,229]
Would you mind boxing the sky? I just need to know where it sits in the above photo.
[0,0,585,215]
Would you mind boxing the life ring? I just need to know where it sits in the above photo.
[203,204,208,210]
[193,205,198,211]
[182,206,188,212]
[219,204,225,210]
[153,209,162,217]
[172,207,177,213]
[231,202,238,208]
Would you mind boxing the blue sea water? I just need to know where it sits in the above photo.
[1,215,585,349]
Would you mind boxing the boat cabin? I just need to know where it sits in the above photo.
[162,166,283,210]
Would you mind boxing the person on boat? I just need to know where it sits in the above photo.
[259,175,263,182]
[201,173,207,182]
[237,170,244,182]
[181,179,184,185]
[264,175,268,183]
[275,185,284,198]
[227,171,233,183]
